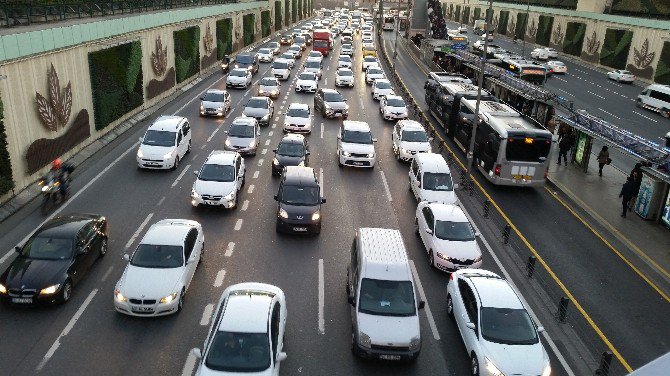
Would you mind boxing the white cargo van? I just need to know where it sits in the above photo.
[637,84,670,118]
[409,153,458,204]
[347,228,424,362]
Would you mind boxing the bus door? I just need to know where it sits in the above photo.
[473,123,499,174]
[453,99,475,151]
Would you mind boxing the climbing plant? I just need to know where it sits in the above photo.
[473,8,481,21]
[0,94,13,197]
[285,0,290,26]
[462,6,470,24]
[261,10,271,37]
[174,26,200,83]
[654,42,670,84]
[562,22,585,56]
[292,0,297,23]
[599,28,633,69]
[497,10,509,35]
[515,12,528,39]
[535,15,554,46]
[243,14,255,47]
[216,18,233,59]
[275,1,282,29]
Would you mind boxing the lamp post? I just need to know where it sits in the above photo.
[521,0,530,58]
[465,0,493,178]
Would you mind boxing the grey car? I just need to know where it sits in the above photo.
[243,97,274,126]
[200,89,231,117]
[314,88,349,119]
[224,117,260,156]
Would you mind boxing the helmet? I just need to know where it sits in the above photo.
[51,158,62,170]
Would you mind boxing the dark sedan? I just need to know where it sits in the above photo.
[272,134,309,176]
[274,166,325,235]
[0,214,108,305]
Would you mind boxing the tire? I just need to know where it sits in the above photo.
[447,294,455,320]
[199,246,204,264]
[414,218,420,235]
[351,329,360,357]
[98,237,108,258]
[428,250,436,268]
[172,157,179,170]
[636,100,642,108]
[186,140,191,154]
[57,280,72,304]
[471,354,480,376]
[177,289,185,313]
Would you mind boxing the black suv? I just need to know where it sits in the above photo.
[234,53,259,75]
[314,88,349,119]
[274,166,325,235]
[272,134,309,176]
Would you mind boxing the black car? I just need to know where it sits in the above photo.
[272,134,309,176]
[301,33,313,46]
[280,34,294,45]
[314,88,349,119]
[0,214,108,305]
[274,166,325,235]
[234,53,259,75]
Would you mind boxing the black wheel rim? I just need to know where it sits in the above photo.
[447,297,453,314]
[471,356,478,375]
[63,283,72,301]
[100,239,107,255]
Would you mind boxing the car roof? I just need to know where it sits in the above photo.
[232,116,256,126]
[427,203,468,222]
[36,214,100,238]
[280,133,306,143]
[205,150,237,165]
[358,228,411,281]
[374,79,390,85]
[416,153,450,172]
[385,94,403,101]
[219,290,273,333]
[140,219,199,246]
[288,102,309,110]
[322,88,340,94]
[459,270,524,309]
[205,89,226,95]
[343,120,371,132]
[148,116,186,131]
[398,120,425,131]
[230,68,247,73]
[283,166,318,186]
[337,67,353,73]
[248,96,268,102]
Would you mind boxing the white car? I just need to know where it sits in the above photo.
[543,47,558,58]
[114,219,204,316]
[226,68,253,89]
[362,37,374,45]
[362,56,379,71]
[295,71,318,93]
[200,89,231,117]
[380,94,408,120]
[361,42,375,51]
[392,120,432,161]
[480,33,494,42]
[546,60,567,74]
[137,116,191,170]
[288,45,303,58]
[371,78,395,100]
[276,53,296,68]
[338,55,353,68]
[224,116,260,156]
[306,50,323,64]
[607,69,636,83]
[530,48,549,60]
[415,202,482,272]
[337,120,377,168]
[257,48,274,63]
[191,150,245,208]
[303,60,323,79]
[272,60,291,80]
[457,26,467,34]
[283,103,313,133]
[341,43,354,56]
[192,283,287,376]
[365,66,385,85]
[447,269,551,376]
[335,67,355,87]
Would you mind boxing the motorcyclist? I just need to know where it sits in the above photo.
[45,158,74,199]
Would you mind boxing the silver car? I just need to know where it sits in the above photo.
[243,96,274,126]
[224,117,260,156]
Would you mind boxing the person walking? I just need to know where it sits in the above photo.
[557,132,573,166]
[619,177,636,218]
[597,146,610,177]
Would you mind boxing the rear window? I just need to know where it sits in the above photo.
[505,136,551,163]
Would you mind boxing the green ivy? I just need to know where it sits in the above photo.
[535,15,553,46]
[174,26,200,83]
[285,0,290,26]
[454,5,461,23]
[216,18,233,60]
[497,11,509,35]
[275,1,282,29]
[292,0,297,23]
[515,13,528,39]
[243,14,255,47]
[488,0,577,9]
[261,10,271,37]
[473,8,481,21]
[562,22,586,56]
[612,0,670,17]
[88,41,144,131]
[654,42,670,84]
[599,28,633,70]
[462,6,470,24]
[0,94,14,196]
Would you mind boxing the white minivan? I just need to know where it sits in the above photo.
[409,153,458,204]
[136,116,191,170]
[637,84,670,118]
[347,228,424,362]
[337,121,377,168]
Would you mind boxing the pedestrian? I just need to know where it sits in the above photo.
[628,170,642,212]
[557,132,573,166]
[597,146,610,177]
[619,177,636,218]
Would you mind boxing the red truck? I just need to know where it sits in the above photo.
[312,29,331,56]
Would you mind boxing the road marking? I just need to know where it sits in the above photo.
[261,148,268,155]
[248,184,255,194]
[324,78,328,85]
[258,159,264,166]
[280,105,284,110]
[171,164,192,187]
[318,259,325,334]
[587,90,606,100]
[253,171,260,179]
[200,304,215,326]
[224,241,235,257]
[320,122,324,138]
[37,289,99,371]
[272,123,276,129]
[125,213,154,249]
[268,131,274,136]
[265,139,271,146]
[598,108,621,120]
[234,219,243,231]
[379,170,393,202]
[200,144,206,149]
[100,266,114,282]
[408,261,440,340]
[241,199,250,211]
[556,87,574,96]
[158,196,166,206]
[181,350,198,376]
[207,127,222,142]
[633,111,658,123]
[214,270,227,287]
[319,168,324,197]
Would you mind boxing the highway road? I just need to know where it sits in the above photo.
[0,25,572,376]
[382,29,670,374]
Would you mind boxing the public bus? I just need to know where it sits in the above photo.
[383,16,395,31]
[446,32,469,46]
[496,58,547,85]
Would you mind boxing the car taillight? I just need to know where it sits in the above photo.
[494,164,501,176]
[449,273,454,281]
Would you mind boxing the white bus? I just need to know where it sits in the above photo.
[383,16,395,31]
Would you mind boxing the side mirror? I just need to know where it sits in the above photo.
[273,195,279,201]
[418,301,425,310]
[475,232,481,237]
[123,254,130,262]
[15,246,21,253]
[347,295,356,306]
[372,138,378,142]
[306,151,311,156]
[428,137,434,141]
[272,149,277,153]
[537,326,545,333]
[138,136,144,143]
[466,322,476,331]
[277,352,288,362]
[193,171,198,176]
[321,198,326,203]
[224,130,229,134]
[191,348,202,359]
[200,97,204,100]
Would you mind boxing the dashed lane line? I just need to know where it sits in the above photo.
[157,196,166,206]
[100,266,114,282]
[247,184,255,194]
[171,164,192,188]
[253,171,260,179]
[234,219,243,231]
[214,270,227,287]
[125,213,154,249]
[633,111,658,123]
[318,259,325,334]
[408,261,440,341]
[241,200,250,211]
[587,90,606,100]
[261,148,268,155]
[224,242,235,257]
[200,304,214,326]
[258,159,264,166]
[598,108,621,120]
[380,170,393,202]
[181,350,198,376]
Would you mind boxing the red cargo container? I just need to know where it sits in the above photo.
[313,29,331,56]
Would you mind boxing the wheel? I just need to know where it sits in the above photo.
[471,354,480,376]
[414,218,420,235]
[447,294,455,320]
[428,250,436,268]
[186,140,191,154]
[338,155,343,167]
[172,157,179,170]
[177,289,185,313]
[98,237,108,258]
[636,100,642,108]
[346,270,351,295]
[199,246,204,264]
[351,329,359,357]
[57,280,72,304]
[241,174,246,187]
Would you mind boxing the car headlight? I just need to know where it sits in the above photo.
[273,158,280,165]
[261,114,270,121]
[41,185,50,192]
[39,284,60,295]
[191,189,200,198]
[259,89,265,94]
[163,151,173,160]
[0,283,7,294]
[400,148,409,154]
[234,64,239,68]
[436,252,452,262]
[366,153,374,158]
[271,90,279,95]
[409,336,421,351]
[200,105,205,111]
[225,139,231,147]
[160,292,178,304]
[358,331,371,348]
[342,151,351,157]
[279,208,289,219]
[114,289,127,302]
[474,255,483,263]
[485,358,504,376]
[136,149,143,158]
[224,191,235,201]
[311,211,320,221]
[298,161,305,167]
[542,364,551,376]
[217,106,224,111]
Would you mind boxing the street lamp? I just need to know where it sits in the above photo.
[521,0,530,58]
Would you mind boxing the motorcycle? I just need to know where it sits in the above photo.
[38,172,69,215]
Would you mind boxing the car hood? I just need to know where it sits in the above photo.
[227,75,247,83]
[227,136,256,148]
[275,154,306,166]
[482,340,547,375]
[433,238,480,260]
[419,189,457,205]
[400,141,431,152]
[243,108,270,117]
[1,257,69,289]
[384,105,407,113]
[279,202,319,218]
[118,264,183,299]
[337,75,354,81]
[341,142,374,154]
[272,67,290,73]
[202,100,224,109]
[375,88,394,95]
[296,79,317,87]
[325,101,347,110]
[285,115,311,126]
[139,144,174,159]
[197,366,273,376]
[305,67,321,74]
[194,179,236,196]
[357,312,420,346]
[259,85,279,93]
[368,74,384,79]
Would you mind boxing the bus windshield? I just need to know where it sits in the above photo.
[505,136,551,163]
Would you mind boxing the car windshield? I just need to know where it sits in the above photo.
[277,142,305,157]
[422,172,453,191]
[267,42,279,48]
[435,221,474,241]
[236,55,253,63]
[258,49,271,54]
[295,37,305,43]
[142,130,176,147]
[287,107,309,118]
[205,331,271,372]
[130,244,183,268]
[281,35,291,39]
[342,44,352,49]
[387,98,406,107]
[314,40,328,48]
[339,56,351,62]
[280,54,293,60]
[358,278,416,317]
[402,130,427,142]
[247,99,268,109]
[305,61,320,68]
[203,92,225,102]
[369,69,383,75]
[229,124,255,138]
[364,57,377,63]
[20,236,73,260]
[299,73,315,80]
[260,78,278,86]
[280,185,320,205]
[338,70,353,77]
[324,92,344,102]
[481,307,539,345]
[199,164,235,182]
[342,130,372,144]
[505,136,551,163]
[230,70,246,77]
[309,52,321,57]
[273,61,288,69]
[375,81,391,89]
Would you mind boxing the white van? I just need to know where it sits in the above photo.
[409,153,458,204]
[347,228,424,361]
[637,84,670,118]
[136,116,191,170]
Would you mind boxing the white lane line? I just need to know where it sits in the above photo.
[37,289,99,371]
[555,87,573,96]
[379,170,393,202]
[125,213,154,249]
[234,219,243,231]
[245,89,250,96]
[318,259,325,335]
[280,105,285,110]
[320,122,324,139]
[248,184,255,194]
[181,350,198,376]
[268,131,274,136]
[241,200,250,211]
[100,266,114,282]
[261,148,268,155]
[319,168,324,197]
[598,108,621,120]
[272,123,276,129]
[633,111,658,123]
[207,127,222,143]
[274,116,279,121]
[158,196,166,206]
[200,144,206,149]
[253,171,260,179]
[587,90,606,100]
[258,159,264,166]
[214,270,227,287]
[224,242,235,257]
[200,304,215,326]
[282,100,286,104]
[1,142,139,266]
[408,261,440,341]
[324,78,328,85]
[171,164,192,188]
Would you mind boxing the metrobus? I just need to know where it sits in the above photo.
[446,32,469,45]
[383,16,395,31]
[495,58,547,85]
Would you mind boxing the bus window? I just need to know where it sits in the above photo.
[505,137,551,163]
[650,90,670,103]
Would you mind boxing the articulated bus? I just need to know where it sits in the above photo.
[496,58,547,85]
[383,16,395,31]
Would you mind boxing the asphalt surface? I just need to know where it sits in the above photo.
[382,29,670,373]
[0,26,571,376]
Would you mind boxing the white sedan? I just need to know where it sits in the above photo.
[371,78,395,100]
[338,55,353,68]
[335,67,355,87]
[365,66,385,85]
[447,269,551,376]
[295,72,318,93]
[607,69,636,83]
[415,202,482,272]
[114,219,204,316]
[256,48,274,63]
[191,150,245,208]
[546,60,567,74]
[306,50,323,64]
[379,94,408,120]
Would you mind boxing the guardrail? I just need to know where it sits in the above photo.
[1,0,238,28]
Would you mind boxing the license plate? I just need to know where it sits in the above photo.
[293,227,308,232]
[353,161,364,166]
[146,162,158,166]
[204,200,219,205]
[131,305,153,312]
[12,298,32,304]
[379,354,401,360]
